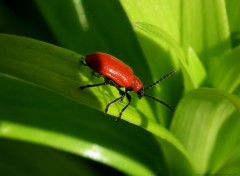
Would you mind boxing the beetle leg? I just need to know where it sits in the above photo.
[79,82,107,89]
[119,88,131,102]
[104,95,125,116]
[104,89,132,121]
[104,89,126,117]
[80,77,110,89]
[116,92,131,121]
[116,88,125,103]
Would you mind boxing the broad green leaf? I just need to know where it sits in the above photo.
[179,0,231,69]
[1,1,239,175]
[225,0,240,47]
[34,0,149,80]
[186,47,207,89]
[34,0,155,104]
[0,73,166,176]
[226,0,240,33]
[209,110,240,174]
[133,22,182,126]
[121,0,231,71]
[120,0,180,41]
[217,149,240,174]
[210,45,240,94]
[0,138,98,176]
[134,22,206,94]
[0,34,158,128]
[171,88,240,174]
[0,34,194,175]
[0,34,163,175]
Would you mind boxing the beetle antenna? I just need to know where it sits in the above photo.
[144,70,176,92]
[143,94,174,112]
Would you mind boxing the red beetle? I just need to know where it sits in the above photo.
[80,52,175,121]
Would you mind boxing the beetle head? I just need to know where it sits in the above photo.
[137,88,144,99]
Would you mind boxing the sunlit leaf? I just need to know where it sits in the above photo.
[210,45,240,94]
[0,72,168,175]
[225,0,240,47]
[171,88,240,174]
[0,34,194,175]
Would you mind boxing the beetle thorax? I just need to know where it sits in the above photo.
[131,75,143,92]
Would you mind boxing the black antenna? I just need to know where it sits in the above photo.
[143,70,176,112]
[143,94,175,112]
[144,70,176,91]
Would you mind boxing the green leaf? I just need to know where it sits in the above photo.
[0,138,98,176]
[134,22,206,95]
[120,0,180,40]
[2,1,240,175]
[121,0,231,71]
[171,88,240,174]
[0,34,162,175]
[34,0,152,95]
[210,45,240,94]
[0,34,195,175]
[186,47,207,89]
[179,0,231,69]
[209,110,240,174]
[0,34,160,126]
[0,73,167,176]
[225,0,240,47]
[34,0,148,70]
[132,22,183,125]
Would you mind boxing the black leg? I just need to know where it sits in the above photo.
[79,82,107,90]
[80,77,132,121]
[80,77,115,90]
[104,89,132,121]
[115,93,131,121]
[104,89,125,116]
[105,97,123,115]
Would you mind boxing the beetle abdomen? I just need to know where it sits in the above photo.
[86,52,134,88]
